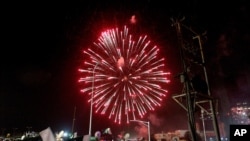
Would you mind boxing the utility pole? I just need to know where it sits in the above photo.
[171,17,221,141]
[71,106,76,134]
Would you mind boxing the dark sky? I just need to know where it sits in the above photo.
[1,0,250,137]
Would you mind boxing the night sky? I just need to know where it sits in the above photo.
[1,0,250,138]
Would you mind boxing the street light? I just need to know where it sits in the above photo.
[89,62,99,139]
[130,120,151,141]
[88,57,124,140]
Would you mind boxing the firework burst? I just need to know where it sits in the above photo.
[78,26,170,124]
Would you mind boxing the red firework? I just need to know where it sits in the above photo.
[78,26,170,124]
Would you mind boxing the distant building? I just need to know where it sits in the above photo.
[230,102,250,124]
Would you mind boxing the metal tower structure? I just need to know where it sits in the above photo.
[171,17,221,141]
